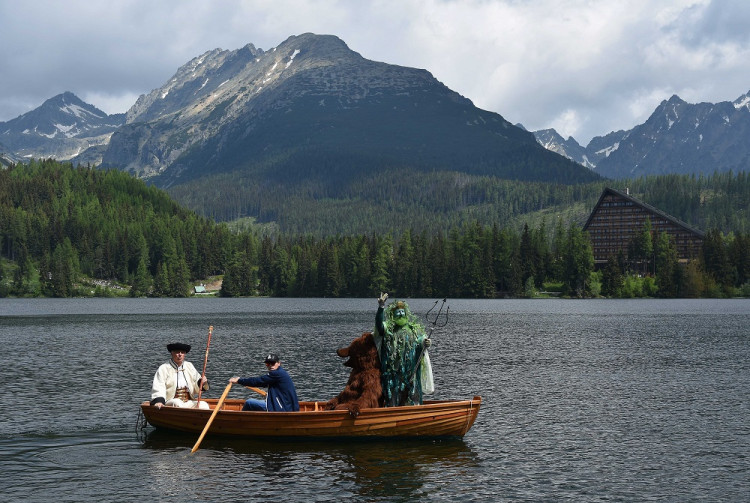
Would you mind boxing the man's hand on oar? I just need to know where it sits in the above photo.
[228,376,267,397]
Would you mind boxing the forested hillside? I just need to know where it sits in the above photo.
[1,160,748,299]
[168,163,603,236]
[169,164,750,237]
[614,172,750,233]
[0,160,233,297]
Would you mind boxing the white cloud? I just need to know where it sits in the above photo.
[1,0,749,146]
[81,92,142,117]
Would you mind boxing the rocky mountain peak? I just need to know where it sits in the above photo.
[534,88,750,179]
[124,33,362,127]
[733,90,750,111]
[592,93,750,178]
[2,91,112,139]
[103,32,523,183]
[0,33,598,189]
[0,91,124,161]
[533,128,595,169]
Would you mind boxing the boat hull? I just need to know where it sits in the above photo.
[141,397,481,438]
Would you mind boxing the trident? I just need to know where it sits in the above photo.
[406,298,450,396]
[424,298,449,337]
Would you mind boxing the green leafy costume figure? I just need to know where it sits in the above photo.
[374,293,434,406]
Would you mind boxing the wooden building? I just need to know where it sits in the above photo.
[583,187,704,265]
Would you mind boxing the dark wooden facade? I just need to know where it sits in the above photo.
[583,187,704,265]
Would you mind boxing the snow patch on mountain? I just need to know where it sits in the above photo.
[286,49,300,68]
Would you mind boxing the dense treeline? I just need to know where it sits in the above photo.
[221,219,750,299]
[169,167,606,236]
[1,160,749,298]
[0,160,233,297]
[168,165,750,238]
[227,221,597,299]
[617,172,750,233]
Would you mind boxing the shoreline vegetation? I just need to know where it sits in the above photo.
[1,160,749,300]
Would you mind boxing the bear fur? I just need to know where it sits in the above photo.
[324,331,384,417]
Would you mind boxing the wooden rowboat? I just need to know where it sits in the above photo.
[140,396,481,438]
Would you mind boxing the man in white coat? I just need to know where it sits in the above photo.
[150,342,209,409]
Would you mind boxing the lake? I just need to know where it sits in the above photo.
[1,298,748,502]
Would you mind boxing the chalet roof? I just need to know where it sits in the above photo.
[583,187,705,238]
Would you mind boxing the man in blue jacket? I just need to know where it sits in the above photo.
[229,353,300,411]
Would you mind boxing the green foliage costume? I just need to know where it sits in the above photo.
[374,296,434,407]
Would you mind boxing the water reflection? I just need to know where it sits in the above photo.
[3,298,749,502]
[140,428,479,501]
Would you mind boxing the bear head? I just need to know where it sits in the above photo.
[336,331,380,370]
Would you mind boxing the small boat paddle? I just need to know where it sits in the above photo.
[245,385,267,396]
[191,382,232,454]
[195,325,213,407]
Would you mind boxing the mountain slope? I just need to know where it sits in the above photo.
[533,129,595,168]
[534,90,750,178]
[0,92,124,160]
[100,33,598,188]
[594,94,750,179]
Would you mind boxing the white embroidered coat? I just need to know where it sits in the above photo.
[151,360,207,404]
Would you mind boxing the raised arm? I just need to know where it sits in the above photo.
[375,292,388,336]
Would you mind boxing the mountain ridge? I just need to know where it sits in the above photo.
[532,90,750,178]
[96,32,593,190]
[0,91,124,160]
[6,32,749,201]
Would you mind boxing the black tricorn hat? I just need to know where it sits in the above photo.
[167,342,191,353]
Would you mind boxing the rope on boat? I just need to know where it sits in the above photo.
[135,406,150,442]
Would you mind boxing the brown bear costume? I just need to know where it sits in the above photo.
[324,331,384,417]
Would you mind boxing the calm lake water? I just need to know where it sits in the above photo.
[1,298,748,502]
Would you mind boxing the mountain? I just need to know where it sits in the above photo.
[0,92,124,161]
[594,93,750,178]
[534,90,750,178]
[584,130,629,168]
[532,128,595,169]
[99,33,595,188]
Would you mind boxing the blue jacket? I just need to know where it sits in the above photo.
[237,366,300,412]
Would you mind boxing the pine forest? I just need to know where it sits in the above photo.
[1,159,749,299]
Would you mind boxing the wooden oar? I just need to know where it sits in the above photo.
[191,382,232,454]
[245,385,267,396]
[196,325,213,406]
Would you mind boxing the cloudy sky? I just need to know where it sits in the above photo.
[1,0,749,145]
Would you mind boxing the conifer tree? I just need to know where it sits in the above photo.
[219,258,238,297]
[318,242,342,297]
[531,220,551,288]
[550,216,566,281]
[728,232,750,287]
[130,256,151,297]
[426,231,448,298]
[701,228,732,295]
[271,246,295,296]
[519,223,535,290]
[47,238,79,297]
[170,257,191,297]
[601,254,624,297]
[393,230,416,297]
[493,226,521,296]
[369,235,392,295]
[152,262,170,297]
[563,225,594,298]
[654,231,679,297]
